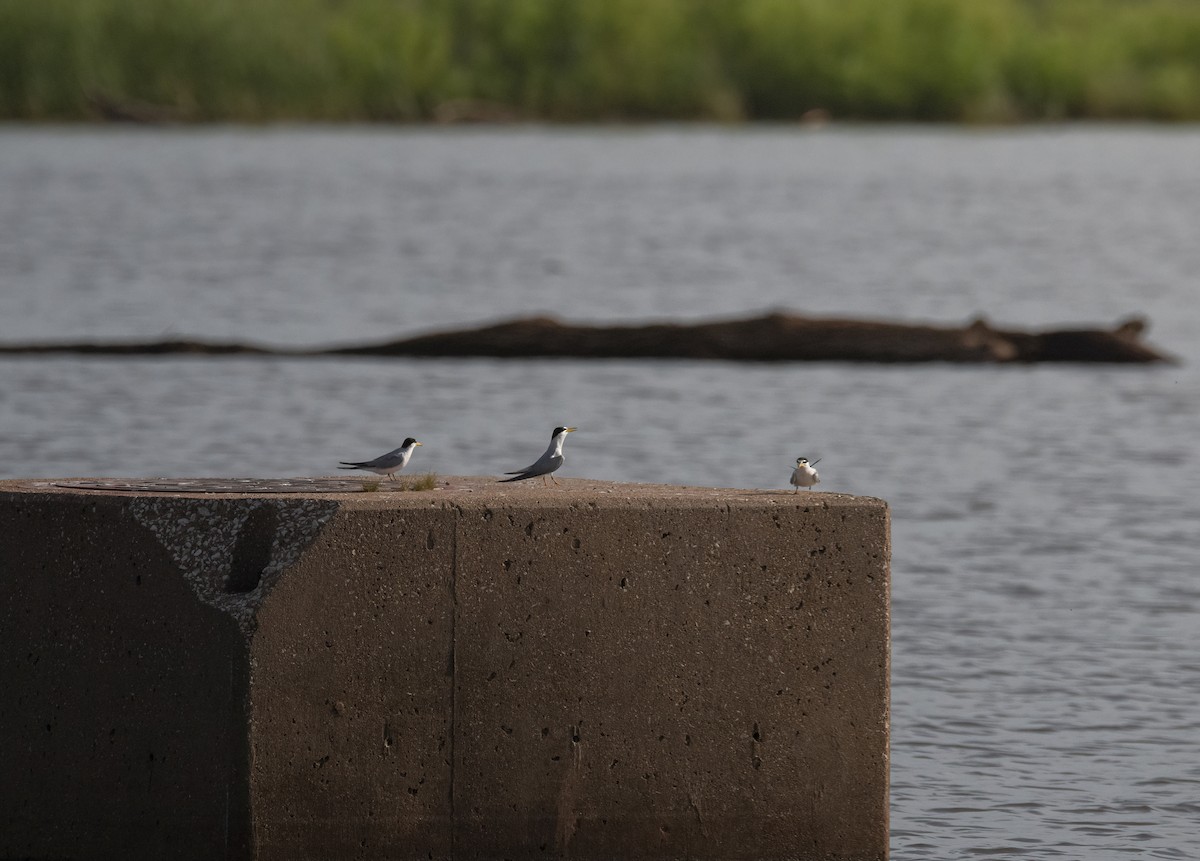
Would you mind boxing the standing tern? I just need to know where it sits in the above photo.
[790,456,821,492]
[500,426,576,485]
[338,437,422,479]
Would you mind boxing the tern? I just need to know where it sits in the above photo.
[500,426,576,485]
[338,437,422,479]
[790,457,821,492]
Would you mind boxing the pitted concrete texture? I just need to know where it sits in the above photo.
[0,477,890,861]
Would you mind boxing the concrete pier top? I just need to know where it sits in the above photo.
[1,474,885,507]
[1,477,890,861]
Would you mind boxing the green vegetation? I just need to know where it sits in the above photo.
[403,472,440,492]
[359,472,438,492]
[4,0,1200,121]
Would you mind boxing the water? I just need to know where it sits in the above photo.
[2,126,1198,857]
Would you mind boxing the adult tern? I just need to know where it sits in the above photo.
[500,426,576,485]
[790,456,821,492]
[338,437,422,479]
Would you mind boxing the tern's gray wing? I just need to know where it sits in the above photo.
[501,452,563,481]
[505,450,558,475]
[339,447,405,469]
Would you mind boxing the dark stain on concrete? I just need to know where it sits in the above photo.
[226,505,278,594]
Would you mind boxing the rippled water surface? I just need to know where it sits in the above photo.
[2,127,1199,857]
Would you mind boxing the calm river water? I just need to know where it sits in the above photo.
[2,127,1198,857]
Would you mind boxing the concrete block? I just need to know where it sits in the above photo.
[0,478,889,861]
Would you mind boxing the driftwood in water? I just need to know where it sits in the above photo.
[0,314,1174,364]
[331,313,1173,364]
[0,339,277,356]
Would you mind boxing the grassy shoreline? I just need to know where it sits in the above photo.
[4,0,1200,123]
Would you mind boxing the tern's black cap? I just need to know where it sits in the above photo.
[403,437,419,447]
[552,426,567,437]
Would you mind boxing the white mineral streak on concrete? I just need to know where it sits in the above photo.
[129,498,339,631]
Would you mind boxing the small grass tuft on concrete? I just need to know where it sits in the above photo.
[403,472,439,491]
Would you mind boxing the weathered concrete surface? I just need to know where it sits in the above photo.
[0,477,890,861]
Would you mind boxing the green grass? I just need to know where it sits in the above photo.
[359,472,437,492]
[403,472,439,492]
[4,0,1200,121]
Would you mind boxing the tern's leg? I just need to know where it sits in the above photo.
[551,474,560,485]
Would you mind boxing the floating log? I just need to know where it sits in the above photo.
[0,313,1174,364]
[329,313,1174,364]
[0,338,278,356]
